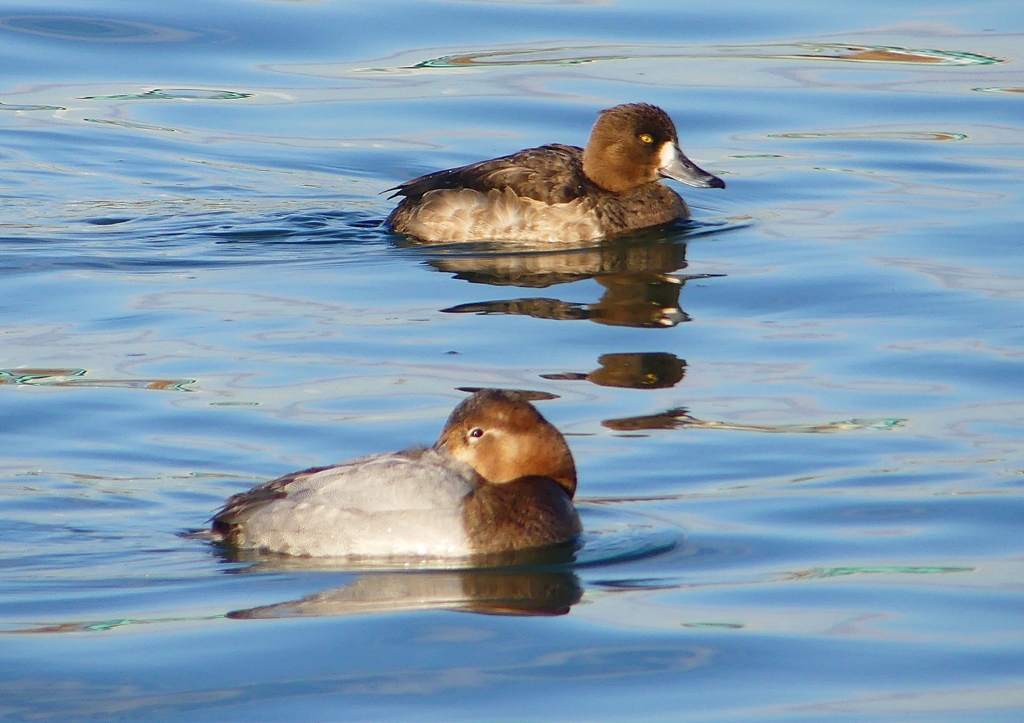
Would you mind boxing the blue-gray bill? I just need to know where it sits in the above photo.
[659,144,726,189]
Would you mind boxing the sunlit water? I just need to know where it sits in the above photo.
[2,1,1024,721]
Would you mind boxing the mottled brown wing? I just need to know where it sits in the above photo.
[387,144,587,205]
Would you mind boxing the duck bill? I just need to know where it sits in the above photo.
[658,144,725,189]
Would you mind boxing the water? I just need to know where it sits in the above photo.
[2,0,1024,720]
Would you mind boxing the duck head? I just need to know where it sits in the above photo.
[435,389,577,497]
[582,102,725,193]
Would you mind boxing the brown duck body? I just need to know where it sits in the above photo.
[386,103,724,243]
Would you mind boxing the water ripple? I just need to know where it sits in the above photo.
[406,43,1004,70]
[80,88,253,101]
[0,14,199,43]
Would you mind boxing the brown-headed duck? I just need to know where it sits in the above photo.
[210,389,581,558]
[386,102,724,243]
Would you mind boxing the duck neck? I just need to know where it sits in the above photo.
[582,145,646,193]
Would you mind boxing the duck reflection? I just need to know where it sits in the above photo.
[421,231,689,287]
[220,543,582,618]
[11,568,582,633]
[422,236,719,328]
[441,274,688,328]
[603,407,701,432]
[542,352,686,390]
[227,567,583,619]
[602,407,906,433]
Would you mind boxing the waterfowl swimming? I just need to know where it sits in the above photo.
[386,102,724,243]
[210,389,581,558]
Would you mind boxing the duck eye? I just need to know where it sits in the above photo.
[639,133,654,144]
[469,428,484,439]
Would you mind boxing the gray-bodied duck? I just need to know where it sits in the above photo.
[211,389,581,558]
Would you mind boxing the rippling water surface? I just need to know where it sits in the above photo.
[2,1,1024,721]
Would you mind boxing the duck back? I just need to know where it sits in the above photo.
[212,447,477,557]
[389,144,588,205]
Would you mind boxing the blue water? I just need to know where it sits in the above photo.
[2,0,1024,720]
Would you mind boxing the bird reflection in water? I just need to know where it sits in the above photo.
[542,352,686,390]
[602,407,906,434]
[442,273,690,328]
[536,358,903,434]
[419,234,721,329]
[222,545,583,619]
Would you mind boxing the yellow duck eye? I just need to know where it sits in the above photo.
[638,133,654,144]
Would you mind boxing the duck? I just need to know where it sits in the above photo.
[210,389,581,558]
[386,102,724,244]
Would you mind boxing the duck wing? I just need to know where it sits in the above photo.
[211,463,333,533]
[387,144,587,205]
[210,448,479,557]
